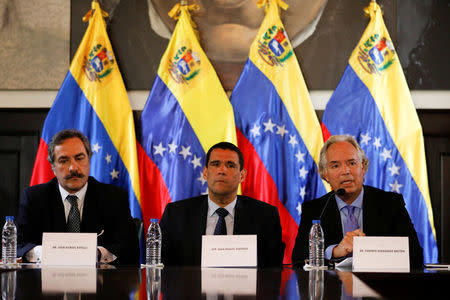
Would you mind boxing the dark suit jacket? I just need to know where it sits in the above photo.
[291,186,423,269]
[17,177,139,265]
[160,195,284,268]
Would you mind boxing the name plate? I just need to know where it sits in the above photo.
[41,267,97,293]
[353,236,410,272]
[201,235,257,267]
[201,268,256,295]
[42,233,97,266]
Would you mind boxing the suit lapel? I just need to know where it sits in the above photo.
[50,179,68,231]
[362,186,377,235]
[323,197,344,244]
[192,196,208,264]
[233,196,251,234]
[199,196,208,235]
[81,177,99,233]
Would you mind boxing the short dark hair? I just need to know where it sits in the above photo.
[205,142,244,170]
[47,129,92,164]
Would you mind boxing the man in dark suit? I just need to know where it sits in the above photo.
[160,142,284,267]
[292,135,423,268]
[17,129,139,265]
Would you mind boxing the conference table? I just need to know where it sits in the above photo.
[0,264,448,299]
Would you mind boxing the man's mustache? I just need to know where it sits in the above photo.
[64,172,85,180]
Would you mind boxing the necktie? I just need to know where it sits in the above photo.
[213,208,229,235]
[344,205,359,233]
[67,195,81,232]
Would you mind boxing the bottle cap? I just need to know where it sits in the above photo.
[150,218,159,223]
[5,216,14,221]
[312,220,321,224]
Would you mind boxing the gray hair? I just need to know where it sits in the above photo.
[318,135,369,180]
[47,129,92,164]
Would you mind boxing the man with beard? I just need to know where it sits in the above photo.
[16,129,139,265]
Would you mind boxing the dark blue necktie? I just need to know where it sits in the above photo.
[213,208,228,235]
[67,195,81,232]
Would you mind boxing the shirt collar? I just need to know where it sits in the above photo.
[207,196,237,218]
[335,186,364,211]
[59,181,88,203]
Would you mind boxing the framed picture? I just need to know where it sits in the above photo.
[71,0,449,92]
[0,0,69,89]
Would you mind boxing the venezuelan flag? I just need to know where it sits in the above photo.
[230,0,327,263]
[321,2,438,263]
[137,4,237,229]
[30,1,141,220]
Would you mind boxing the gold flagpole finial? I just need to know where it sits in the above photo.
[169,1,199,20]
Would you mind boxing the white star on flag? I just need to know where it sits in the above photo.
[299,166,308,179]
[373,137,382,150]
[168,142,178,153]
[105,153,112,164]
[179,145,192,160]
[299,186,306,199]
[388,163,401,176]
[110,169,119,179]
[389,180,403,193]
[276,125,288,138]
[153,142,167,157]
[197,171,206,186]
[249,124,261,137]
[263,118,276,133]
[360,132,372,145]
[191,155,202,169]
[295,150,305,163]
[288,135,298,148]
[380,148,392,161]
[92,143,101,153]
[296,202,302,216]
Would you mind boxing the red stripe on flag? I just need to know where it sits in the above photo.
[30,138,55,186]
[236,129,298,264]
[137,142,172,231]
[321,122,331,142]
[280,268,295,296]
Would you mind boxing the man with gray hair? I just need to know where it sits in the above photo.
[292,135,423,268]
[17,129,139,265]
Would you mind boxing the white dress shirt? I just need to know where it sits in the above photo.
[25,182,116,263]
[205,197,237,235]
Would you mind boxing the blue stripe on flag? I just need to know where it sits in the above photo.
[139,76,207,202]
[323,65,437,262]
[41,72,141,218]
[231,60,326,224]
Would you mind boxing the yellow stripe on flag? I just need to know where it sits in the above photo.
[157,6,237,152]
[249,1,324,176]
[348,2,435,238]
[69,1,141,204]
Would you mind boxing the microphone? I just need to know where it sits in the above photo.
[318,188,345,220]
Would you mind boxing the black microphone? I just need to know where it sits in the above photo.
[318,188,345,220]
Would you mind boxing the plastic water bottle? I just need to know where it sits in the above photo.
[146,267,161,300]
[1,271,16,300]
[309,220,324,267]
[2,216,17,265]
[146,219,162,265]
[308,269,324,300]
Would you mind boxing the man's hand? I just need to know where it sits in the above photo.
[97,248,102,262]
[332,229,365,258]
